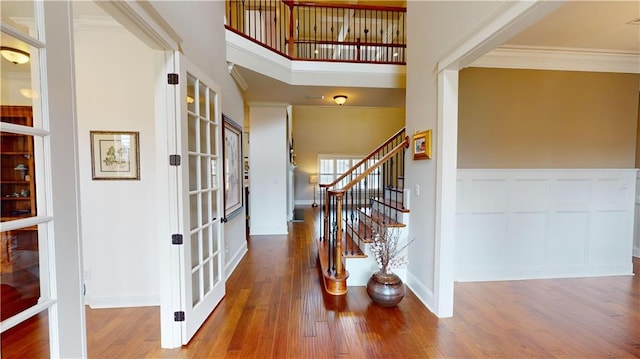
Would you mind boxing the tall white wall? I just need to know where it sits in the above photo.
[74,21,160,307]
[248,104,289,235]
[404,1,508,317]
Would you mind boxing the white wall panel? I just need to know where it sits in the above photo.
[457,169,637,281]
[548,212,588,268]
[590,211,631,266]
[508,212,547,271]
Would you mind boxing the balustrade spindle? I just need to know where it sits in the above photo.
[226,0,406,64]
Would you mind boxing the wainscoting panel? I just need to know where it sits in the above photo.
[456,169,637,282]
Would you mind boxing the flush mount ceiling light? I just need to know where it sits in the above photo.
[1,47,30,64]
[333,95,347,106]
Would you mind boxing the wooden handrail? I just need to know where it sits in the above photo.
[294,1,406,12]
[294,40,406,48]
[320,128,406,189]
[329,136,409,195]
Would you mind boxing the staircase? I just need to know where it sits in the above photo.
[317,128,410,295]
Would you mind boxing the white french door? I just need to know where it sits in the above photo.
[174,53,225,343]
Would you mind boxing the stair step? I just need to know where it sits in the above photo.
[343,231,367,258]
[345,221,375,243]
[386,186,404,193]
[371,197,409,213]
[359,208,406,227]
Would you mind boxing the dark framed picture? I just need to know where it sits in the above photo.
[413,130,431,160]
[223,115,243,219]
[90,131,140,180]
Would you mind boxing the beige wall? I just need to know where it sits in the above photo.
[458,68,640,168]
[292,105,404,202]
[637,92,640,168]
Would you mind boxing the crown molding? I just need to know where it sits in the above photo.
[227,62,249,91]
[74,15,126,32]
[471,46,640,74]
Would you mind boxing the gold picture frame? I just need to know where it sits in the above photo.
[90,131,140,180]
[412,130,431,160]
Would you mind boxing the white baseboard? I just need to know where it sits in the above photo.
[405,271,438,316]
[87,294,160,308]
[225,242,248,280]
[294,200,314,206]
[250,226,288,235]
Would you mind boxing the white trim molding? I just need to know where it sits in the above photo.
[87,294,160,309]
[227,62,249,91]
[226,30,405,88]
[225,242,248,280]
[456,169,638,281]
[471,46,640,74]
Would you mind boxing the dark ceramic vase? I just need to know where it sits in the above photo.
[366,271,405,307]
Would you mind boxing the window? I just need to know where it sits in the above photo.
[318,155,380,190]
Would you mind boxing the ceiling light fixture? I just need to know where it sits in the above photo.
[20,88,39,99]
[333,95,347,106]
[1,46,30,64]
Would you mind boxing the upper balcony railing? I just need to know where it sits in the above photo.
[225,0,406,64]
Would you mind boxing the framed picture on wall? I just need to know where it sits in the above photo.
[223,114,243,219]
[90,131,140,180]
[412,130,431,160]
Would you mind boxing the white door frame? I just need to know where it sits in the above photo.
[432,0,566,317]
[85,0,186,349]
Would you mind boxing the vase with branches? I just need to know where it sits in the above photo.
[367,223,414,307]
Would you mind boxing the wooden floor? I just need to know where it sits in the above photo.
[2,207,640,358]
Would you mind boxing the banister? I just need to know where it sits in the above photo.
[320,128,406,189]
[318,128,408,295]
[225,0,406,64]
[328,136,409,194]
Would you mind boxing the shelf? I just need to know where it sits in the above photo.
[1,152,32,155]
[0,181,30,184]
[1,217,36,223]
[1,197,32,201]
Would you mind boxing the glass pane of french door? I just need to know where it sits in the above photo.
[1,2,52,353]
[179,55,225,343]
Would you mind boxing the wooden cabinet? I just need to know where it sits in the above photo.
[1,106,36,222]
[1,106,38,275]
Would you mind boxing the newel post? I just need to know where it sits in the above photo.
[334,191,344,276]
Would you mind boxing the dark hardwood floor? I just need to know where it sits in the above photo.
[2,207,639,358]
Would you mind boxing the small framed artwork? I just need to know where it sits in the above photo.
[223,115,243,219]
[412,130,431,160]
[90,131,140,180]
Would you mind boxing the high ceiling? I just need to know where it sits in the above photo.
[234,0,640,108]
[506,1,639,53]
[2,1,638,108]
